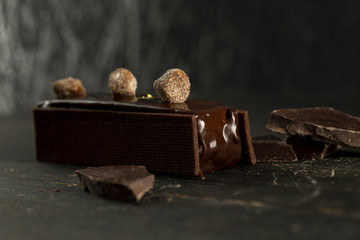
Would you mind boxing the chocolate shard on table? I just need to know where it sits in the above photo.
[252,135,297,162]
[266,107,360,149]
[75,165,154,202]
[33,95,256,176]
[238,111,256,165]
[286,136,340,160]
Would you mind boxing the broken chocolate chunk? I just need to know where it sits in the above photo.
[238,111,256,165]
[75,166,154,202]
[266,107,360,149]
[286,136,340,160]
[252,136,297,162]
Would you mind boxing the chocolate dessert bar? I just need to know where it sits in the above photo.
[33,96,255,176]
[76,165,154,202]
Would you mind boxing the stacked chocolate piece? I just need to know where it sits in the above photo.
[254,107,360,162]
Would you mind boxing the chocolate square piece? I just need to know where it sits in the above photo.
[76,165,154,202]
[33,96,256,176]
[252,136,297,162]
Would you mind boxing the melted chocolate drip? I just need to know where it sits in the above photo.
[196,108,241,173]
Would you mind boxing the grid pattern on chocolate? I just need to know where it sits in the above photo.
[33,108,199,175]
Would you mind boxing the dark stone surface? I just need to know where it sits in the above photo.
[1,151,360,240]
[1,94,360,239]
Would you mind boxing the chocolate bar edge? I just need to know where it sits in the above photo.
[238,110,256,165]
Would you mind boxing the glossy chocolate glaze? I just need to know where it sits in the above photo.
[196,107,242,173]
[37,95,242,174]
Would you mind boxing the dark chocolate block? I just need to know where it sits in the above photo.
[266,107,360,149]
[33,96,255,176]
[252,136,297,162]
[76,165,154,202]
[286,136,340,160]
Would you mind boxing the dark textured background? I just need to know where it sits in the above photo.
[0,0,359,115]
[1,2,360,239]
